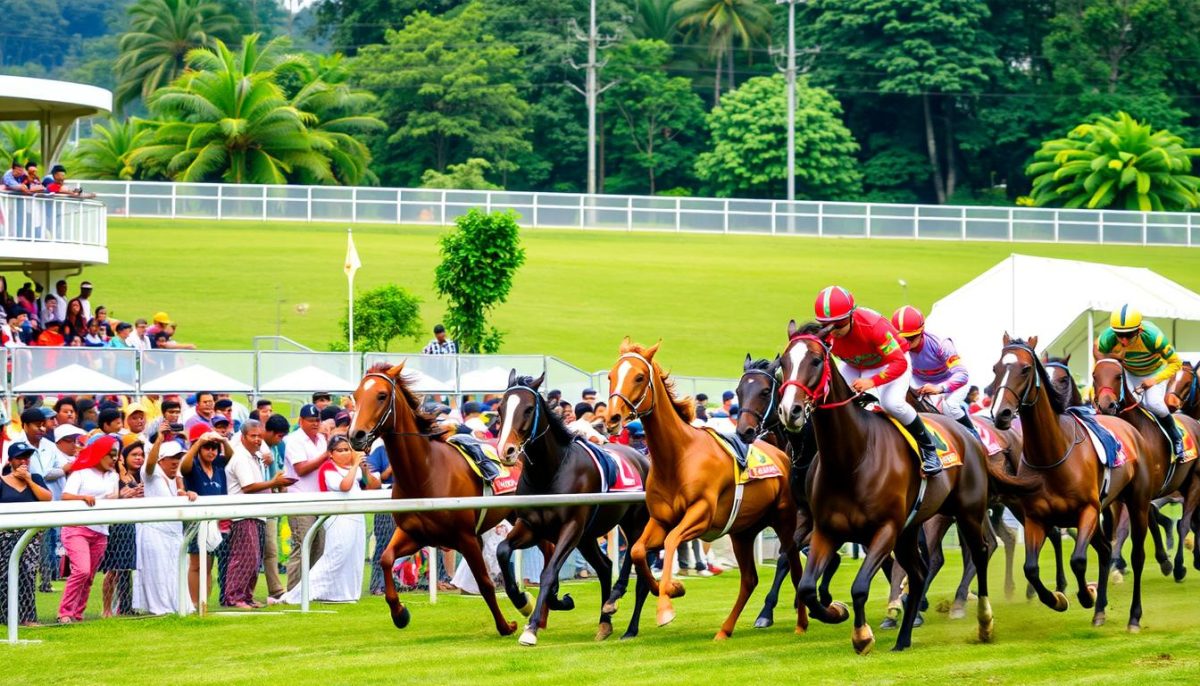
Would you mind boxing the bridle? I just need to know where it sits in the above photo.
[779,334,861,415]
[356,372,441,447]
[995,345,1084,471]
[609,352,657,420]
[1168,366,1198,410]
[737,368,778,439]
[502,385,549,465]
[1093,357,1140,414]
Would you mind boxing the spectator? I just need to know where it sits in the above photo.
[581,388,597,404]
[62,299,86,339]
[58,436,120,624]
[74,282,93,320]
[274,435,378,605]
[225,419,292,609]
[36,320,64,346]
[185,391,216,430]
[180,430,233,607]
[82,319,106,347]
[332,410,351,437]
[211,413,233,439]
[574,402,593,421]
[93,305,113,337]
[255,399,273,420]
[23,164,45,193]
[460,401,489,438]
[967,386,983,414]
[123,402,149,443]
[282,404,329,592]
[214,397,237,429]
[135,436,195,616]
[546,389,562,407]
[3,311,27,347]
[108,321,133,348]
[124,319,152,350]
[365,438,394,595]
[312,392,333,412]
[2,161,32,194]
[154,325,196,350]
[0,442,52,627]
[626,420,648,455]
[695,393,709,422]
[99,439,144,617]
[41,165,93,198]
[721,390,735,415]
[55,397,77,427]
[421,324,457,355]
[260,414,290,600]
[216,393,249,426]
[557,401,576,423]
[95,408,123,437]
[147,312,172,338]
[44,280,68,320]
[76,399,98,431]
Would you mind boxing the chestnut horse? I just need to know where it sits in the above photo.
[492,371,652,645]
[605,340,806,639]
[989,335,1154,630]
[348,362,519,636]
[776,322,1011,653]
[1093,357,1200,581]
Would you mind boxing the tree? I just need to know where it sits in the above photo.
[434,210,526,354]
[0,124,41,166]
[602,40,706,194]
[1026,112,1200,211]
[66,119,156,180]
[134,35,334,184]
[695,75,862,199]
[351,3,531,186]
[287,53,386,185]
[673,0,771,100]
[113,0,240,111]
[421,159,502,190]
[314,0,465,54]
[336,284,424,352]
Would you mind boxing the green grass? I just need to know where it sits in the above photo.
[16,546,1200,685]
[61,218,1200,377]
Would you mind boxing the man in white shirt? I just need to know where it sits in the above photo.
[76,281,93,320]
[224,419,291,608]
[282,404,329,591]
[43,279,68,321]
[124,318,152,350]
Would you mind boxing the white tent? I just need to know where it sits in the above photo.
[401,369,455,393]
[12,363,136,394]
[458,366,513,392]
[259,365,358,393]
[925,254,1200,386]
[140,364,254,393]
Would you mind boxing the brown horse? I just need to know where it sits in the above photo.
[348,362,519,636]
[776,322,1011,653]
[989,335,1154,630]
[605,339,806,639]
[1093,357,1200,581]
[1168,361,1200,570]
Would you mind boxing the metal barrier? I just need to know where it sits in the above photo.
[85,179,1200,246]
[0,193,106,246]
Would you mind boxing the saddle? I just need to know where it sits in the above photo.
[703,427,783,483]
[447,435,518,494]
[1137,408,1198,463]
[1065,406,1127,468]
[874,410,963,469]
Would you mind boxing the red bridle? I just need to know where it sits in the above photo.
[779,334,860,410]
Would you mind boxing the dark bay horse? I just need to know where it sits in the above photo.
[776,322,1014,653]
[733,356,842,629]
[989,335,1154,630]
[492,371,652,645]
[1093,357,1200,581]
[348,362,519,636]
[605,339,806,639]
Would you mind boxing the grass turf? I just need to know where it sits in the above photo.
[15,544,1200,685]
[62,218,1200,377]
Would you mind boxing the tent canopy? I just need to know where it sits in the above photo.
[925,254,1200,386]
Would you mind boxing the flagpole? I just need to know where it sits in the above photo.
[347,227,355,354]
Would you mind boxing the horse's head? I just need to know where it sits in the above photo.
[495,369,546,467]
[988,333,1040,430]
[777,319,835,432]
[349,362,404,451]
[1041,353,1078,409]
[1167,362,1197,412]
[606,338,660,432]
[736,353,779,444]
[1091,356,1128,415]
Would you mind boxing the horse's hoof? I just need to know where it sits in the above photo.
[714,630,730,641]
[978,618,995,643]
[1175,564,1187,583]
[620,631,638,641]
[501,620,519,636]
[560,594,575,611]
[879,617,898,630]
[795,623,807,636]
[935,599,952,614]
[852,625,875,655]
[829,601,850,624]
[1079,583,1096,609]
[517,593,534,617]
[595,622,613,641]
[1051,592,1069,612]
[602,600,618,615]
[1127,622,1141,634]
[1110,569,1125,585]
[912,613,924,628]
[668,582,686,599]
[392,605,411,630]
[754,616,774,629]
[518,629,538,646]
[1159,559,1174,576]
[657,608,676,627]
[1092,612,1106,627]
[949,605,966,621]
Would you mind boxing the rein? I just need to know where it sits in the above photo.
[999,347,1086,471]
[779,334,862,411]
[359,373,444,445]
[738,369,778,439]
[504,385,550,465]
[609,352,657,420]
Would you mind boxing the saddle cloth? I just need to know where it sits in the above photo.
[576,439,644,492]
[447,435,519,495]
[877,411,963,469]
[1138,409,1199,463]
[702,427,783,483]
[1066,407,1128,468]
[971,418,1005,456]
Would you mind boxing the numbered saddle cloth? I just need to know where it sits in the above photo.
[702,427,783,483]
[576,439,644,492]
[878,411,963,469]
[1066,406,1129,468]
[447,435,519,494]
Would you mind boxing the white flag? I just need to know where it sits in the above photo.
[344,229,361,279]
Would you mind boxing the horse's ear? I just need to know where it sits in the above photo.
[619,336,632,352]
[387,362,405,377]
[531,373,545,390]
[1002,331,1011,346]
[1028,335,1038,350]
[646,339,661,359]
[787,319,799,338]
[507,368,518,388]
[1040,351,1049,362]
[1062,353,1071,364]
[770,354,782,376]
[744,353,753,371]
[817,324,835,339]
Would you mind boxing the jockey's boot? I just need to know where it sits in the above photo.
[955,413,981,441]
[904,417,943,476]
[1158,413,1186,461]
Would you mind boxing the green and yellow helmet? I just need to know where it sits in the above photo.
[1110,305,1143,333]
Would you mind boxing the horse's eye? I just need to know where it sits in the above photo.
[635,374,644,382]
[760,388,769,396]
[1020,366,1031,375]
[523,406,533,416]
[376,392,387,401]
[810,358,820,366]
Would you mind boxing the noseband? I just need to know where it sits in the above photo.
[1092,357,1139,413]
[358,372,398,445]
[738,369,778,437]
[779,335,860,412]
[609,352,657,419]
[503,385,548,464]
[993,343,1043,414]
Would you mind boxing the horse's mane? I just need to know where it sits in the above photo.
[512,375,573,444]
[1010,339,1067,414]
[746,358,774,372]
[791,321,827,339]
[368,362,444,438]
[619,341,695,423]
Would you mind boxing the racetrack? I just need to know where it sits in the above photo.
[18,544,1200,685]
[84,218,1200,376]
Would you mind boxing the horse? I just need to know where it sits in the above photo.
[989,335,1154,631]
[491,370,653,645]
[1167,361,1200,420]
[605,339,806,639]
[733,355,842,630]
[776,321,1019,653]
[348,362,519,636]
[1093,357,1200,582]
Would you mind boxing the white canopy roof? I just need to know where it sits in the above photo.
[141,364,253,393]
[12,363,135,394]
[259,365,357,393]
[925,254,1200,386]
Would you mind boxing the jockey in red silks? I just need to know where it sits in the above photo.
[892,305,978,439]
[811,286,942,475]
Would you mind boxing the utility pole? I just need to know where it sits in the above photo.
[773,0,804,204]
[568,0,620,195]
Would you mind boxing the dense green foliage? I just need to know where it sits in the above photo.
[335,283,424,352]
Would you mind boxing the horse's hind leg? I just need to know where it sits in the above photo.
[992,507,1017,600]
[754,554,790,629]
[848,526,898,655]
[457,534,517,638]
[1175,477,1200,581]
[881,562,906,630]
[716,530,760,640]
[381,528,420,630]
[921,515,952,620]
[1111,506,1131,581]
[496,520,536,617]
[520,521,585,646]
[956,509,993,642]
[1147,503,1173,576]
[797,530,849,625]
[893,528,930,652]
[577,535,617,641]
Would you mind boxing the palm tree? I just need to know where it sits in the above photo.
[632,0,682,42]
[672,0,771,101]
[65,119,157,180]
[1026,112,1200,211]
[113,0,239,111]
[288,53,385,186]
[0,123,40,165]
[134,34,332,184]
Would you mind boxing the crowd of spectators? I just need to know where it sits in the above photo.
[2,161,94,199]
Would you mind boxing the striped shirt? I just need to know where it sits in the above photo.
[1097,320,1182,383]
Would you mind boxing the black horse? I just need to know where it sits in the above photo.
[734,355,843,629]
[494,371,652,645]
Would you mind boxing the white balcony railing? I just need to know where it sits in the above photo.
[0,192,106,249]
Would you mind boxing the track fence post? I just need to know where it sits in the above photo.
[300,515,329,613]
[6,527,41,644]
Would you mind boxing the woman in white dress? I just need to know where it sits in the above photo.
[275,436,379,604]
[134,436,197,616]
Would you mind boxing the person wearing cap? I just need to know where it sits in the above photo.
[73,281,93,319]
[107,321,133,349]
[891,305,977,438]
[123,402,149,443]
[180,429,233,606]
[282,404,330,591]
[581,388,597,404]
[0,441,52,626]
[58,436,121,623]
[312,392,333,412]
[21,408,65,592]
[135,433,196,616]
[211,412,234,439]
[720,390,735,416]
[147,311,172,338]
[625,420,648,455]
[216,393,249,426]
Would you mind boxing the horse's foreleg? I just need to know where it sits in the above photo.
[956,509,994,642]
[1048,526,1070,593]
[771,496,807,635]
[892,528,929,653]
[630,519,667,598]
[993,507,1018,600]
[457,534,517,637]
[1069,506,1101,610]
[1147,503,1173,576]
[519,518,585,646]
[753,554,791,629]
[847,525,898,654]
[797,529,847,625]
[1124,500,1148,632]
[715,530,760,640]
[655,505,713,627]
[381,528,420,630]
[1176,477,1200,581]
[496,519,536,616]
[1022,519,1065,611]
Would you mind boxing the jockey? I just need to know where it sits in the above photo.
[1097,305,1185,460]
[891,305,978,439]
[814,286,942,475]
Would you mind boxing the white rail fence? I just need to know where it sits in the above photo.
[85,180,1200,246]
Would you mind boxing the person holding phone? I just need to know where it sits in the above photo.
[180,427,233,608]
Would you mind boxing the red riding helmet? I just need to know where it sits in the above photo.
[814,286,855,322]
[891,305,925,338]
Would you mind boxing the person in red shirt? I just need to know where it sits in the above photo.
[812,285,942,475]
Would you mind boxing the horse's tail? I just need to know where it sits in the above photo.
[982,451,1041,497]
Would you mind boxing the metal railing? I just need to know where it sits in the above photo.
[0,193,106,247]
[84,179,1200,246]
